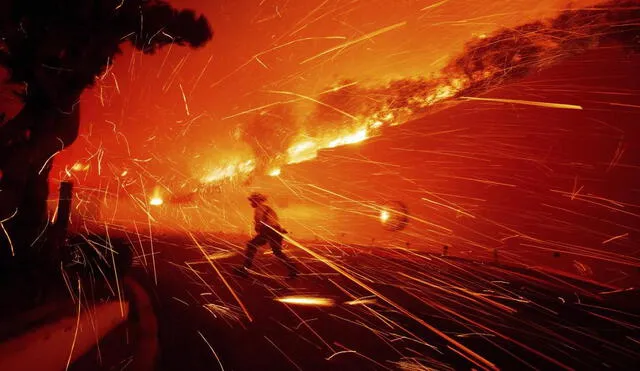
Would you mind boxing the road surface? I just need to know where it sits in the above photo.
[76,233,640,370]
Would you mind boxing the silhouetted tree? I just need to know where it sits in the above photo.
[0,0,212,259]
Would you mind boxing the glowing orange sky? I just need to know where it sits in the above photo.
[54,0,601,181]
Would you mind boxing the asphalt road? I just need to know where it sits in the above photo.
[82,233,640,371]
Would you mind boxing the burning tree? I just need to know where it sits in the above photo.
[0,0,212,259]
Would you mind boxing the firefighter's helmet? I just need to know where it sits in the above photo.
[248,192,267,203]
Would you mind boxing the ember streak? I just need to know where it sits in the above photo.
[1,0,640,370]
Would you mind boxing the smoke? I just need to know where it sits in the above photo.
[242,105,300,173]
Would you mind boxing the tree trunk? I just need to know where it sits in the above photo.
[0,93,80,261]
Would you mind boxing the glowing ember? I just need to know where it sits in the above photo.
[71,162,90,172]
[459,96,583,110]
[379,201,410,231]
[275,296,335,307]
[345,298,378,306]
[268,168,281,177]
[205,251,237,260]
[380,209,390,223]
[149,187,164,206]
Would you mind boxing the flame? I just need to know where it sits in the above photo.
[275,76,468,172]
[149,186,164,206]
[287,126,372,165]
[197,126,373,182]
[196,73,467,184]
[275,296,335,307]
[327,128,368,148]
[200,159,256,184]
[286,140,318,164]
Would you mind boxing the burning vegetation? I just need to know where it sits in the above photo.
[196,0,640,185]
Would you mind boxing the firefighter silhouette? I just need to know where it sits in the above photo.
[236,192,298,278]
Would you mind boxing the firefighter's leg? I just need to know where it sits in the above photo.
[244,234,266,269]
[269,234,297,275]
